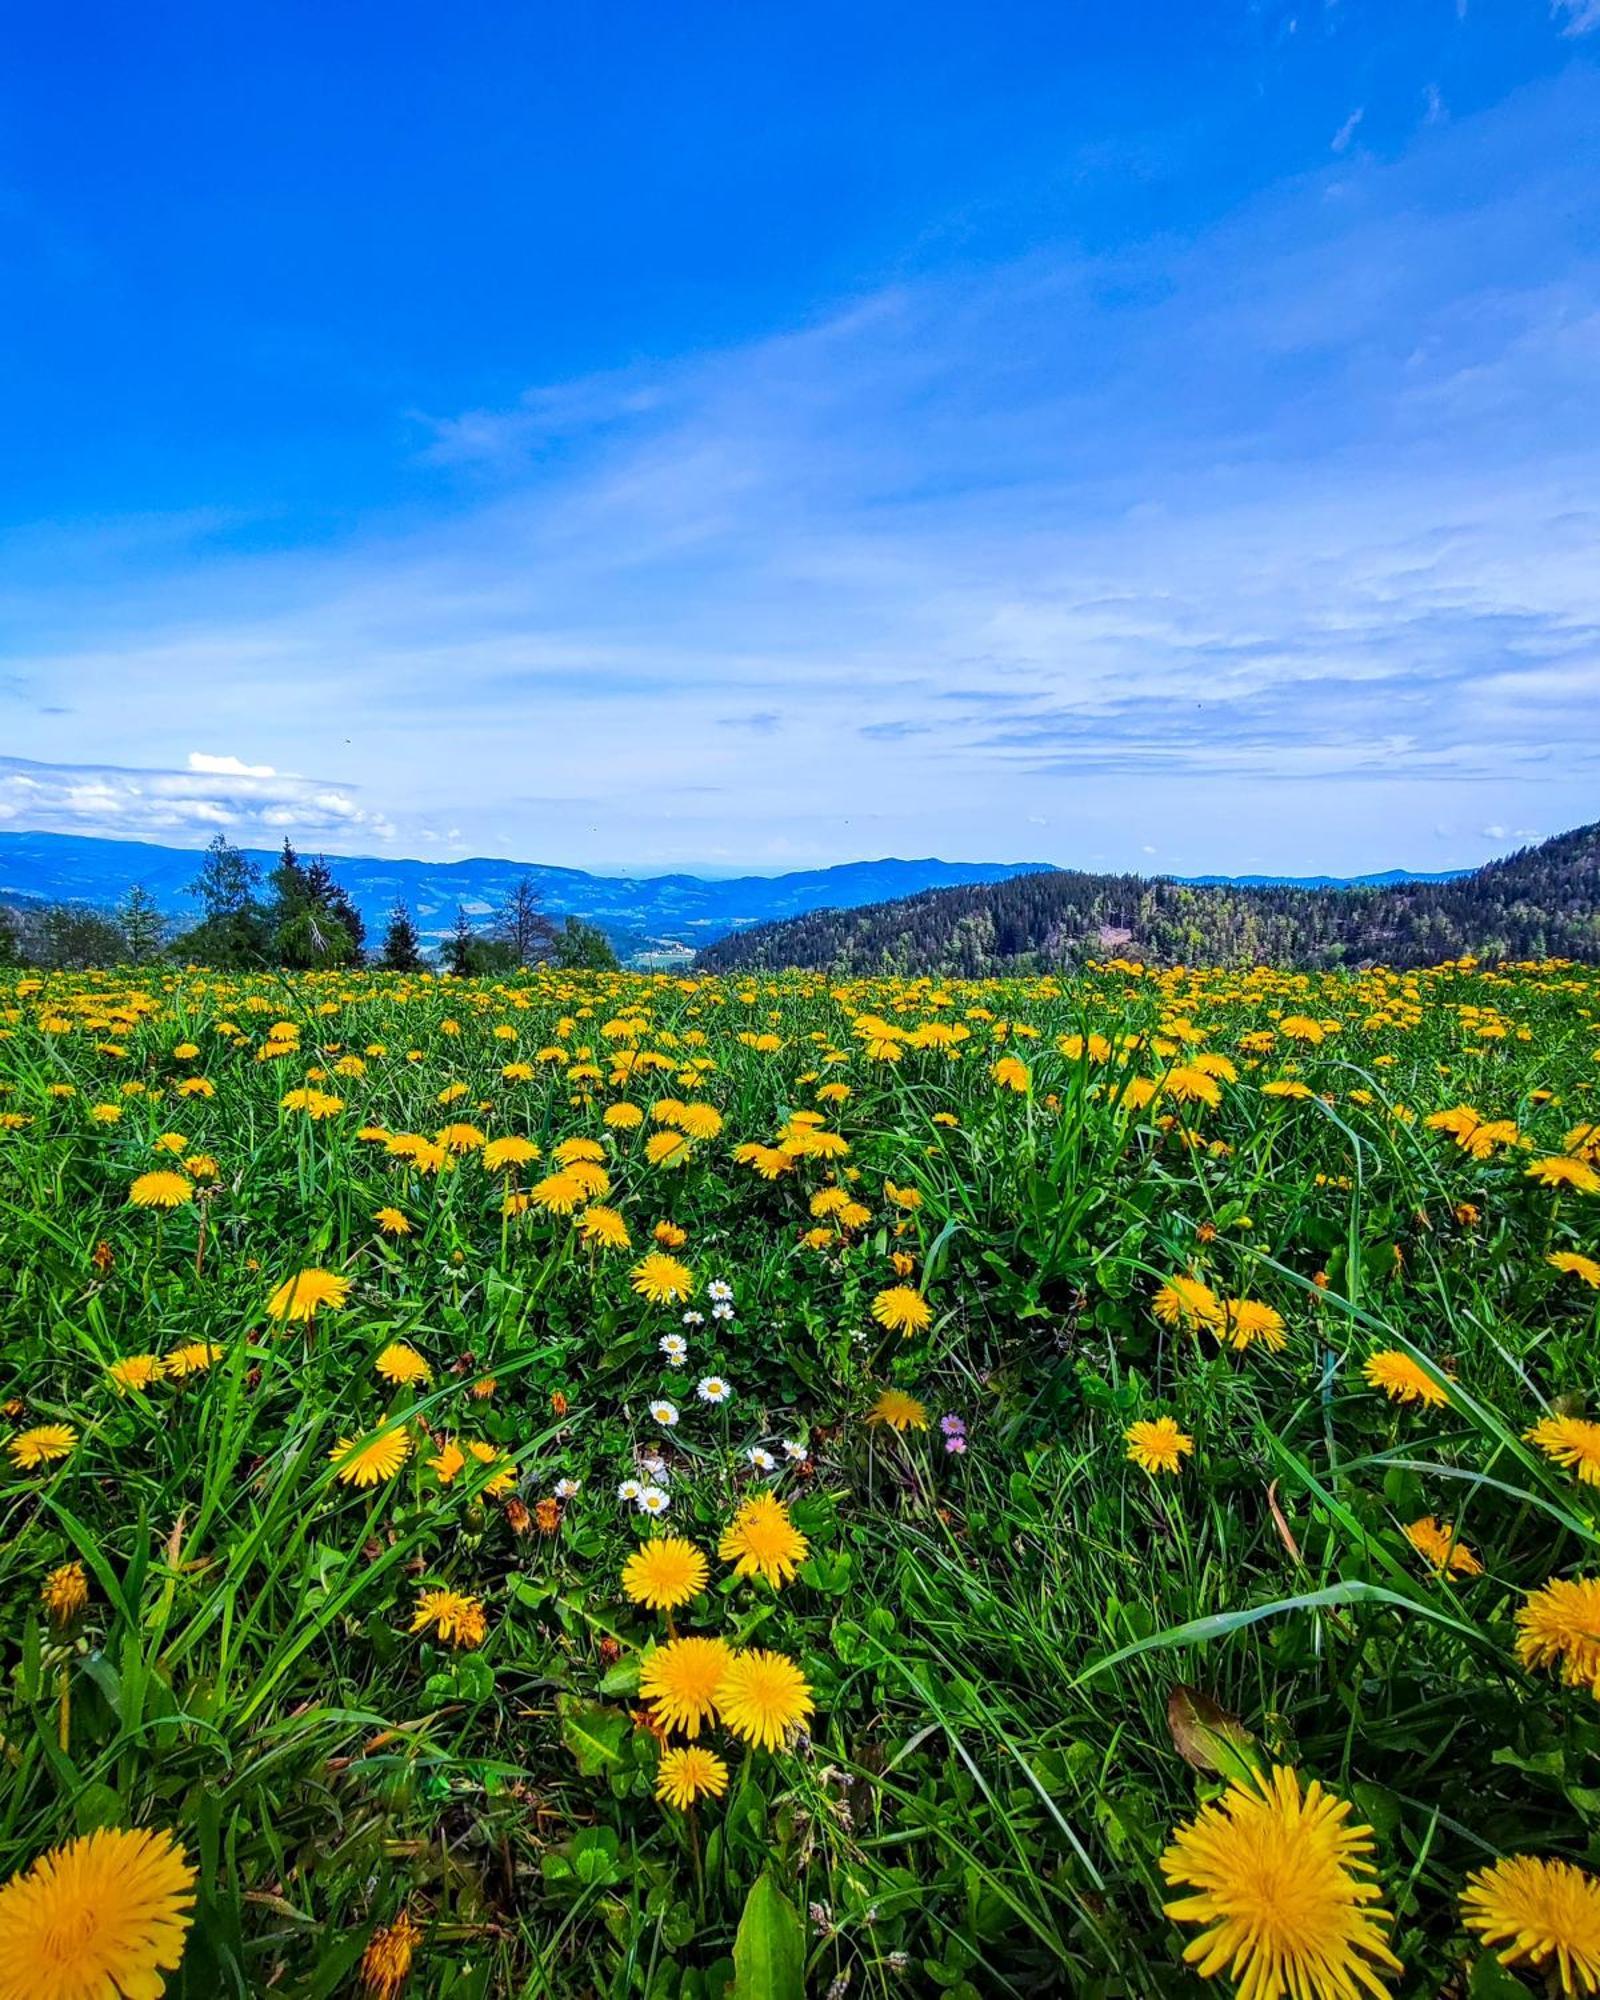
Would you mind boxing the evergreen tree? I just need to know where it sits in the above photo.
[304,856,367,964]
[551,914,619,970]
[36,903,129,969]
[265,845,363,968]
[117,884,166,963]
[0,904,19,966]
[445,905,476,977]
[380,899,425,972]
[178,835,271,966]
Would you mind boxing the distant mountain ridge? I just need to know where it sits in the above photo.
[697,823,1600,974]
[0,831,1058,951]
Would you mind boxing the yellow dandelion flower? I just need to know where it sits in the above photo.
[871,1285,932,1336]
[1160,1765,1400,1999]
[553,1136,606,1164]
[426,1440,465,1485]
[1154,1275,1222,1330]
[866,1387,928,1432]
[1550,1252,1600,1289]
[435,1121,486,1155]
[359,1908,423,2000]
[1363,1350,1449,1408]
[718,1491,810,1588]
[1516,1575,1600,1699]
[40,1560,89,1627]
[639,1636,733,1738]
[162,1342,224,1379]
[481,1135,540,1172]
[631,1252,694,1306]
[410,1588,487,1648]
[1125,1416,1194,1476]
[622,1536,708,1611]
[646,1129,693,1168]
[374,1207,412,1236]
[127,1170,194,1209]
[7,1424,77,1472]
[1402,1516,1482,1575]
[577,1204,631,1251]
[0,1825,196,2000]
[330,1427,411,1487]
[1218,1299,1286,1353]
[1529,1157,1600,1194]
[655,1744,729,1811]
[266,1268,351,1322]
[106,1354,164,1397]
[715,1649,815,1753]
[530,1168,588,1215]
[1461,1855,1600,1997]
[375,1344,432,1387]
[1528,1415,1600,1486]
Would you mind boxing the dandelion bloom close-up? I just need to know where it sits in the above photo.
[1403,1516,1483,1576]
[330,1427,412,1487]
[410,1588,488,1649]
[266,1268,352,1322]
[715,1649,815,1752]
[622,1536,708,1611]
[719,1490,810,1588]
[871,1285,932,1336]
[639,1636,733,1738]
[7,1424,77,1472]
[631,1252,694,1305]
[1516,1575,1600,1700]
[1363,1350,1449,1408]
[655,1745,730,1811]
[1125,1416,1195,1476]
[866,1387,929,1432]
[359,1909,423,2000]
[374,1343,432,1387]
[1460,1855,1600,1997]
[1160,1765,1400,2000]
[0,1825,196,2000]
[1528,1416,1600,1486]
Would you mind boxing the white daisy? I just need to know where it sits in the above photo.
[649,1400,679,1427]
[697,1375,732,1405]
[637,1485,670,1516]
[708,1279,733,1302]
[681,1310,705,1326]
[554,1478,580,1499]
[641,1454,669,1483]
[617,1478,643,1502]
[712,1301,735,1321]
[781,1439,807,1460]
[747,1447,776,1471]
[659,1333,689,1365]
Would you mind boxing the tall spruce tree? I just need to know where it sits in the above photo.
[380,899,425,971]
[179,834,271,966]
[117,884,166,963]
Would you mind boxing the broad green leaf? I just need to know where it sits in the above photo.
[556,1695,630,1776]
[732,1869,805,2000]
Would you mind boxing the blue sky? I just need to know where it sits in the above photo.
[1,1,1597,876]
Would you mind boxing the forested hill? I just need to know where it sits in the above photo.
[697,822,1600,974]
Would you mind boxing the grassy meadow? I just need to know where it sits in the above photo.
[2,958,1600,1999]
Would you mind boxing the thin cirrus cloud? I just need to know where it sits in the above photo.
[0,754,395,845]
[2,67,1599,874]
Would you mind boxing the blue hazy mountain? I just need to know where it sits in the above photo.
[0,831,1063,948]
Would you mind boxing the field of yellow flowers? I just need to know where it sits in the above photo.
[3,958,1600,2000]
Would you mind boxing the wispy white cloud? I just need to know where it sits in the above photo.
[0,755,395,845]
[1552,0,1600,35]
[1,71,1598,875]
